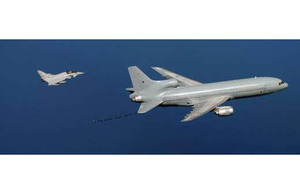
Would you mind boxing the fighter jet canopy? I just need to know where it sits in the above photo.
[66,70,77,74]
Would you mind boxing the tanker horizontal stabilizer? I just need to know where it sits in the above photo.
[138,100,163,113]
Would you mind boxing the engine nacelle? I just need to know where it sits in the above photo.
[129,79,178,103]
[131,95,143,102]
[214,106,234,116]
[156,79,178,90]
[129,91,144,102]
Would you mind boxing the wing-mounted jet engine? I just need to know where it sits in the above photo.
[214,106,234,116]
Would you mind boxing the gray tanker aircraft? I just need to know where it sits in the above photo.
[37,70,84,86]
[127,66,288,122]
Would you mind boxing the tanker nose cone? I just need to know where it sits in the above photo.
[284,82,289,89]
[278,80,288,91]
[280,82,288,90]
[279,83,289,90]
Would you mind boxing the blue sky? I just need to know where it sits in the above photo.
[0,40,298,154]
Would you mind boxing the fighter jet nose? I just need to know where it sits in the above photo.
[77,72,84,75]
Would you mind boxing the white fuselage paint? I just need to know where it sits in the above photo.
[160,77,288,106]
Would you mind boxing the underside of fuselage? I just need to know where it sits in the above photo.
[160,90,273,108]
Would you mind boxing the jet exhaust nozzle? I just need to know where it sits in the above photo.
[131,95,143,102]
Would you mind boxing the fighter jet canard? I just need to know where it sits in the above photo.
[37,70,84,86]
[127,66,289,122]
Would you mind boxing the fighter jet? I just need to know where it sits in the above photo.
[37,70,84,86]
[127,66,288,122]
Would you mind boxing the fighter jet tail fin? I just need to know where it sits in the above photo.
[128,66,155,91]
[37,70,48,78]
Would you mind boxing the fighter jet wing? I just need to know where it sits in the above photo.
[182,96,230,122]
[152,67,202,86]
[47,77,67,86]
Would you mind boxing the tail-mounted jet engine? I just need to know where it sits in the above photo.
[129,79,178,103]
[214,106,234,116]
[131,95,143,103]
[129,91,144,103]
[156,79,178,91]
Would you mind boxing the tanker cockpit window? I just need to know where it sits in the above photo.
[279,81,285,85]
